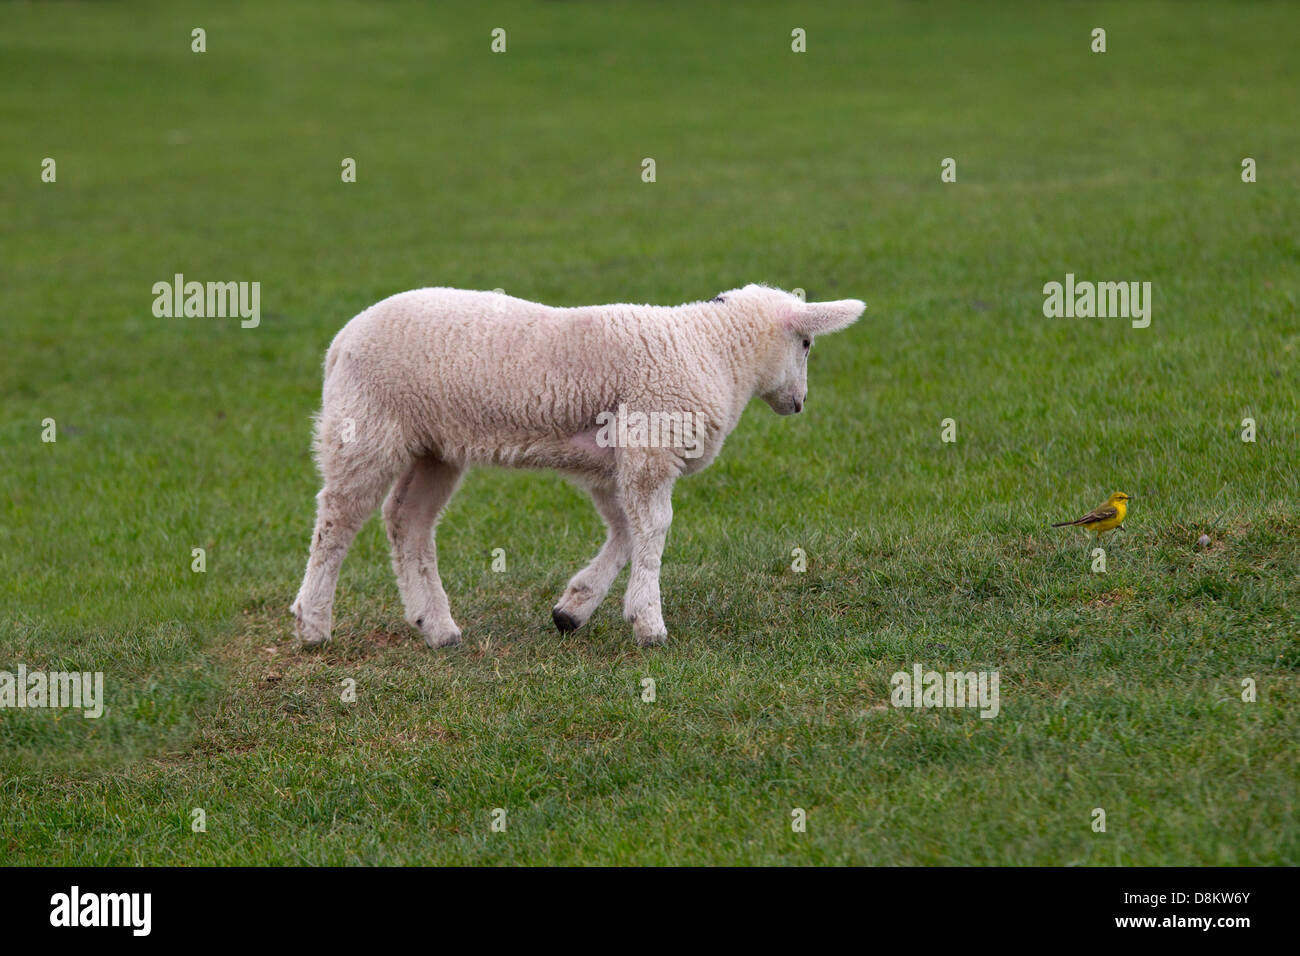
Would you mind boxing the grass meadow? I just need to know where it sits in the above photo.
[1,1,1297,865]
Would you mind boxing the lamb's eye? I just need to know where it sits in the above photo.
[802,338,811,350]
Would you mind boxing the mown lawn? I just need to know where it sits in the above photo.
[1,0,1297,864]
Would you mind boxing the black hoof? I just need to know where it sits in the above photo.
[552,607,579,633]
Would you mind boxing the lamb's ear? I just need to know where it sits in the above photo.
[795,299,866,336]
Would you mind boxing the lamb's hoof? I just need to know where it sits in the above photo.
[422,627,462,649]
[292,603,331,647]
[552,607,580,634]
[633,624,668,648]
[411,614,461,649]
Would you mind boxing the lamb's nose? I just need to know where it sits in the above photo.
[793,400,803,413]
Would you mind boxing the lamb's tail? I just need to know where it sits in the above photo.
[323,338,343,380]
[308,341,345,473]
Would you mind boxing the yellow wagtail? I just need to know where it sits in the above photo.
[1052,492,1132,537]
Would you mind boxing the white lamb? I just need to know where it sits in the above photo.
[292,284,864,648]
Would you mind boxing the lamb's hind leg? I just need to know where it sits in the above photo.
[293,470,395,647]
[552,484,631,633]
[384,455,464,648]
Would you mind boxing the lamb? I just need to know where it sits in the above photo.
[291,283,864,648]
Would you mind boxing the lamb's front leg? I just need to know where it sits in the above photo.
[619,462,677,647]
[553,484,631,633]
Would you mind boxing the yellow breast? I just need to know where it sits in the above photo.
[1091,499,1126,533]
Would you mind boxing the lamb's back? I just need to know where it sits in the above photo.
[327,288,630,442]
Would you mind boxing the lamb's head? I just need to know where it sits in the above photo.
[718,284,865,415]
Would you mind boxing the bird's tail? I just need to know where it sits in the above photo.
[1051,520,1079,527]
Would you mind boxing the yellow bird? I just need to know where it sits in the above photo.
[1053,492,1132,537]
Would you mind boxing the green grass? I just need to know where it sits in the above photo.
[1,0,1297,864]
